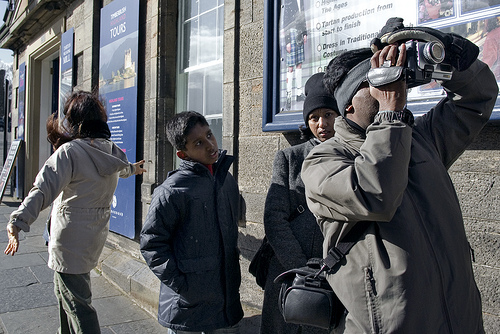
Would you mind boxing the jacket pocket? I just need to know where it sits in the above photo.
[179,198,213,257]
[177,256,222,307]
[364,266,382,334]
[178,256,218,273]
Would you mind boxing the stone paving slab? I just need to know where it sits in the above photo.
[0,282,57,313]
[93,295,151,327]
[0,252,46,270]
[0,267,38,289]
[91,274,122,299]
[105,318,170,333]
[30,264,54,284]
[0,304,60,334]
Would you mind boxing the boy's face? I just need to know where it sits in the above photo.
[177,123,219,165]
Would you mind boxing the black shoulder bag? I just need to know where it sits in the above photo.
[249,205,306,289]
[274,222,369,331]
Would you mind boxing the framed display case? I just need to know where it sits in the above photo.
[262,0,500,132]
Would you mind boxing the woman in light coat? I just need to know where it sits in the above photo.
[4,91,146,334]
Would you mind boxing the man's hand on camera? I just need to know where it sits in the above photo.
[370,17,404,52]
[371,17,479,72]
[406,27,479,71]
[370,44,407,112]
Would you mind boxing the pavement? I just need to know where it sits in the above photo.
[0,194,262,334]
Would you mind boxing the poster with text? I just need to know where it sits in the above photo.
[18,62,25,140]
[279,0,500,117]
[99,0,139,238]
[59,28,74,118]
[16,62,26,199]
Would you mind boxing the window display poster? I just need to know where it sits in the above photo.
[59,28,74,118]
[99,0,139,238]
[18,62,25,140]
[279,0,500,118]
[17,62,26,199]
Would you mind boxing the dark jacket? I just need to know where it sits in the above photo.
[140,151,243,332]
[260,138,327,334]
[302,60,498,333]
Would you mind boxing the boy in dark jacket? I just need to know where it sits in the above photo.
[140,111,243,334]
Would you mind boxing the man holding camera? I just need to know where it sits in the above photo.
[301,18,498,333]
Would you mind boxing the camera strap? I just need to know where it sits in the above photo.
[315,222,370,278]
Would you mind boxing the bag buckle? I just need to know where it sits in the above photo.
[321,247,343,270]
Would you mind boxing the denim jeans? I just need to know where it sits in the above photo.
[167,323,240,334]
[53,271,101,334]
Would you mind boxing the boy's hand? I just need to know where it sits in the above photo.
[133,160,147,175]
[4,223,20,256]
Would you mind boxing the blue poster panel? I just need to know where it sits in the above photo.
[99,0,139,238]
[59,28,74,117]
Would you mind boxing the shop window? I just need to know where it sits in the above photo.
[177,0,224,146]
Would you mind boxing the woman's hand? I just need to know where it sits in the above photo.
[133,160,147,175]
[4,223,20,256]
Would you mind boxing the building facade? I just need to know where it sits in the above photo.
[0,0,499,331]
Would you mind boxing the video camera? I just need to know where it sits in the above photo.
[403,39,453,88]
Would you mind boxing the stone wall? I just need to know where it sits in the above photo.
[449,123,500,331]
[67,0,95,91]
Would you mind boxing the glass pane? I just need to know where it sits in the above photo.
[199,10,217,63]
[182,19,198,69]
[200,0,217,14]
[208,118,223,150]
[184,0,198,19]
[205,65,223,116]
[217,6,223,59]
[186,71,203,113]
[177,1,225,156]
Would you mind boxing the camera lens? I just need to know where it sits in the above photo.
[423,41,445,64]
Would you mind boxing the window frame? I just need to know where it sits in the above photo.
[176,1,224,144]
[262,0,304,132]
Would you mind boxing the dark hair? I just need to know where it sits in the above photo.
[166,111,209,150]
[323,48,373,96]
[47,91,109,149]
